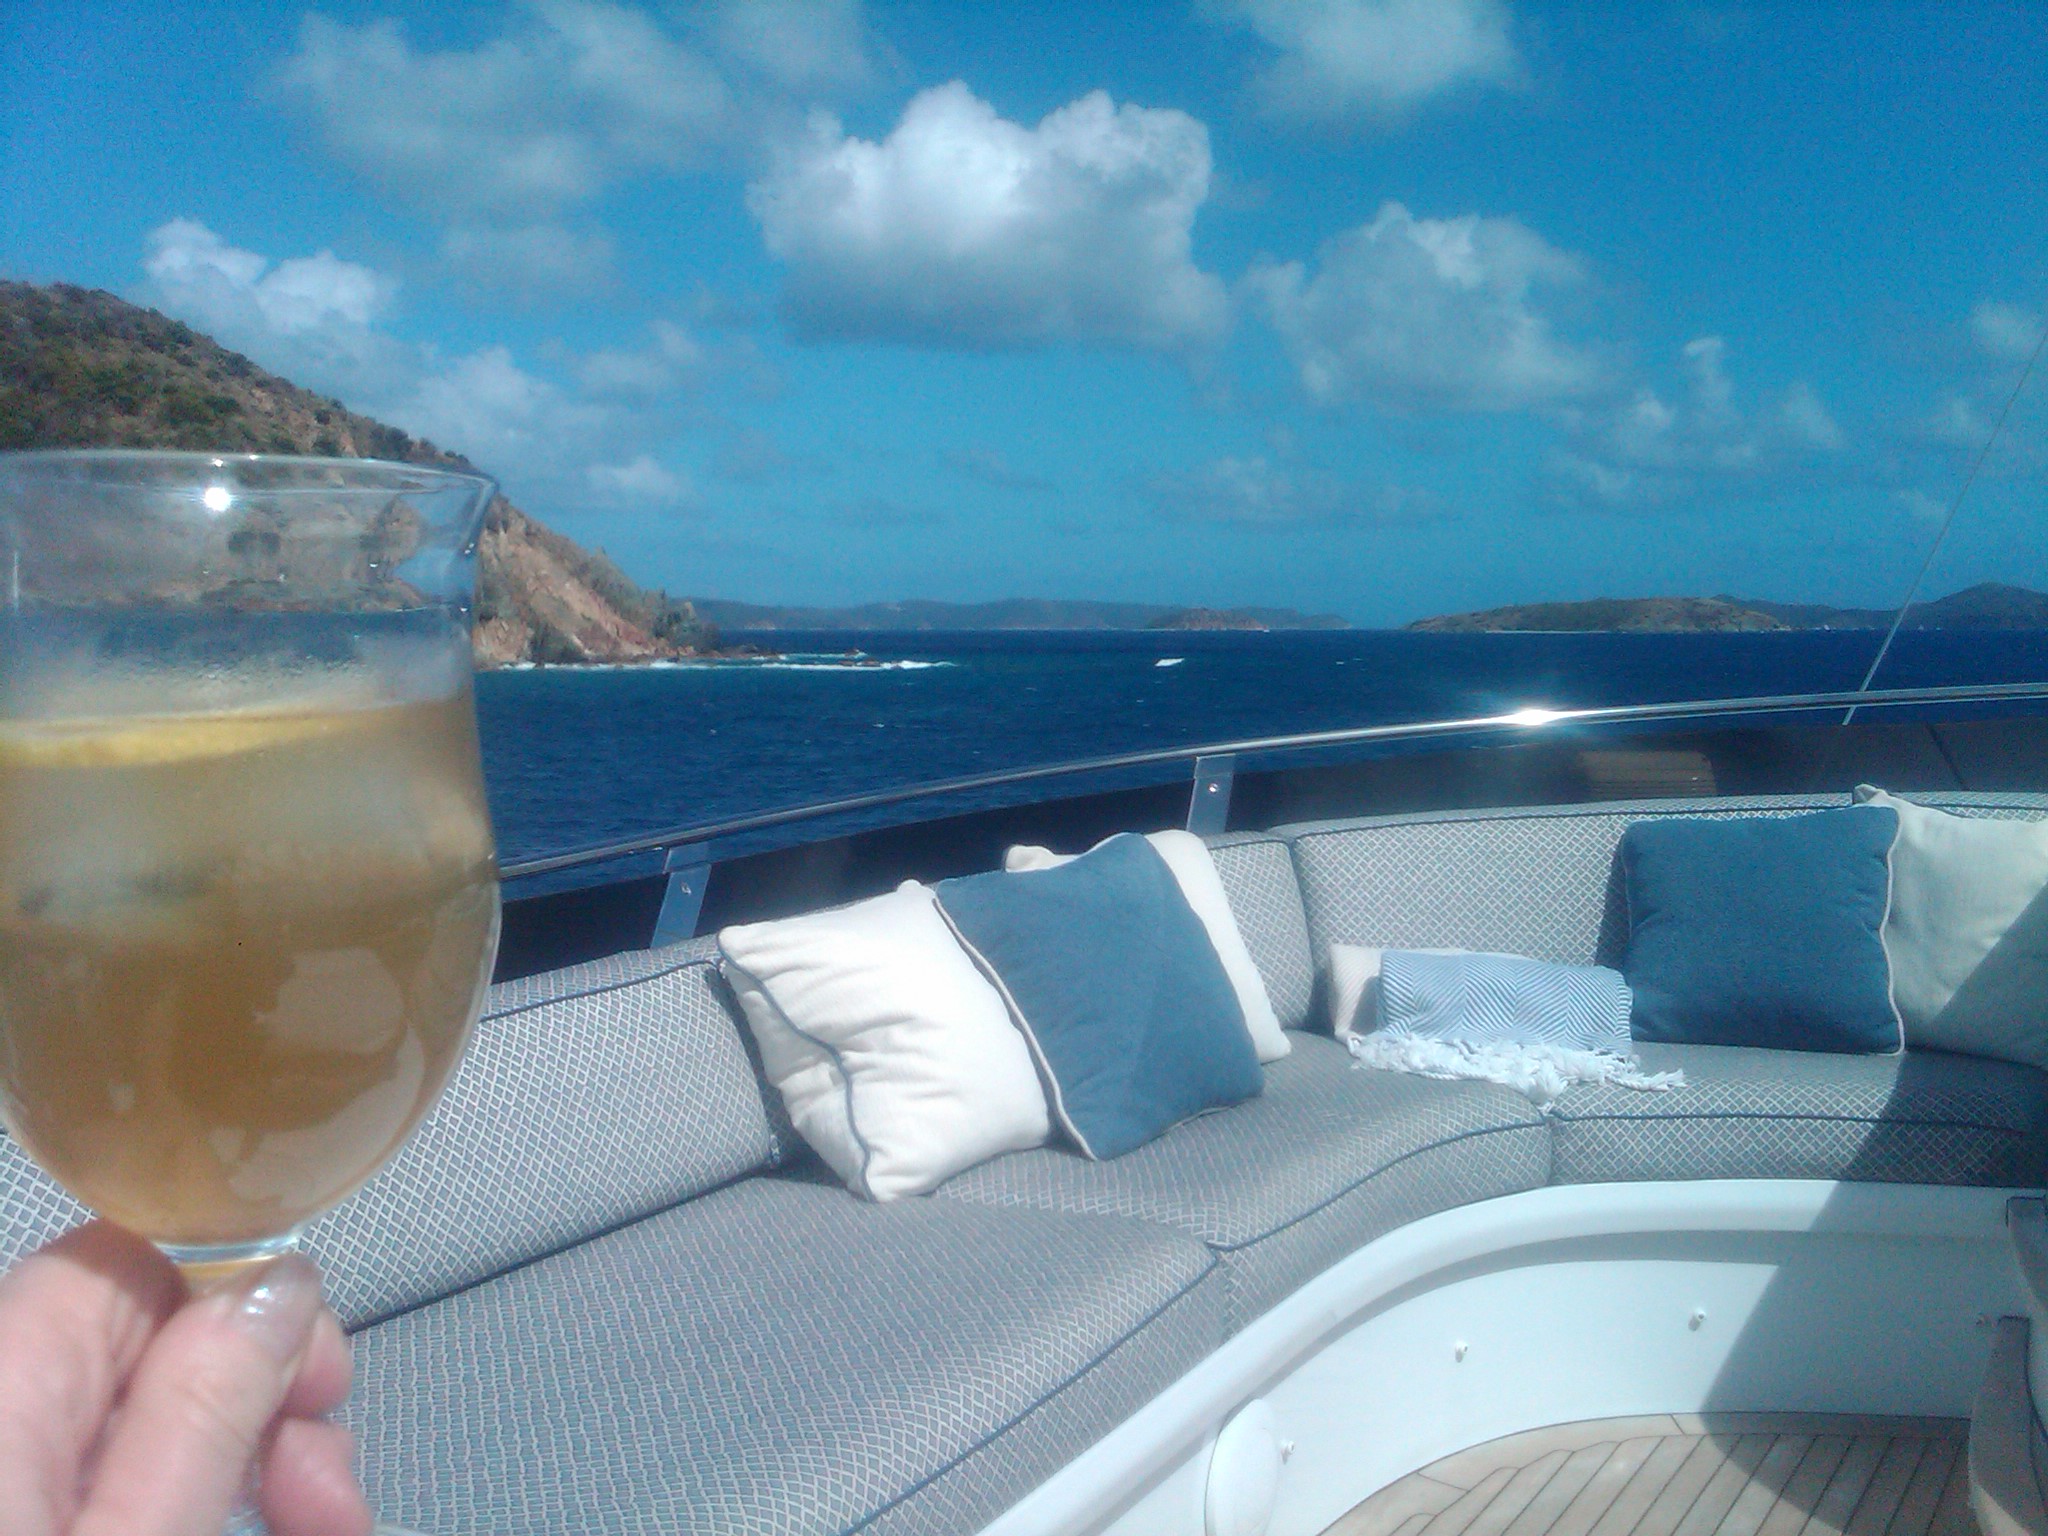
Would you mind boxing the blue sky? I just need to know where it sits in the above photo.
[4,0,2043,623]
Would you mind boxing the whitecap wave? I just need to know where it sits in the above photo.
[710,656,957,673]
[1155,657,1185,668]
[496,655,955,674]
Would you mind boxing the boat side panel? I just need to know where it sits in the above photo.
[976,1179,2027,1536]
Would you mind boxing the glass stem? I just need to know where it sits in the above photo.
[160,1229,304,1293]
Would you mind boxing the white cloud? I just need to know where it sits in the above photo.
[1145,454,1420,525]
[1248,200,1598,411]
[1548,453,1637,508]
[1895,488,1947,525]
[576,321,707,396]
[1907,301,2046,480]
[276,9,697,219]
[585,453,692,506]
[1780,380,1843,449]
[145,218,266,292]
[143,217,420,408]
[746,82,1228,351]
[145,219,396,338]
[1928,391,1989,447]
[441,223,618,292]
[141,220,408,407]
[249,252,393,334]
[1970,299,2045,362]
[705,0,875,93]
[275,1,875,286]
[1549,336,1847,507]
[1209,0,1520,123]
[1678,335,1735,426]
[138,219,670,505]
[399,346,587,474]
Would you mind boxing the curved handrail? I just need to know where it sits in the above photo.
[497,677,2048,880]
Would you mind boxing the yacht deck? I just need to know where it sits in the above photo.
[1324,1415,1978,1536]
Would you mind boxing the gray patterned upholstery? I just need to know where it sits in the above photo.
[2,941,782,1330]
[0,1129,89,1277]
[302,937,783,1329]
[1207,831,1317,1030]
[1282,796,1846,989]
[11,787,2048,1536]
[345,1176,1225,1536]
[936,1033,1549,1331]
[1551,1041,2048,1188]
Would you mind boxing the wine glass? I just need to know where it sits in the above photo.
[0,450,499,1277]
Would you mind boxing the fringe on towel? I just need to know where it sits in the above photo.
[1346,1031,1684,1109]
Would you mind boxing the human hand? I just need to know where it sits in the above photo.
[0,1220,372,1536]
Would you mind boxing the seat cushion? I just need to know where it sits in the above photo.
[1207,832,1317,1031]
[1549,1042,2048,1187]
[345,1177,1225,1536]
[936,1033,1550,1331]
[304,937,786,1328]
[0,939,785,1327]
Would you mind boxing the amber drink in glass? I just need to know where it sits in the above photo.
[0,450,500,1274]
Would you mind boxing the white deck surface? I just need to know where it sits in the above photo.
[1321,1414,1977,1536]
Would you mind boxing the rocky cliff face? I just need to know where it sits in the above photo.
[473,501,715,666]
[0,280,716,667]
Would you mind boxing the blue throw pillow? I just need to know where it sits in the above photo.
[1621,806,1902,1053]
[935,833,1262,1160]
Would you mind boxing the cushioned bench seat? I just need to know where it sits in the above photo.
[1548,1041,2048,1189]
[345,1176,1227,1536]
[1268,796,2048,1199]
[935,1032,1550,1332]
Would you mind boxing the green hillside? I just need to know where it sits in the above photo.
[0,280,718,665]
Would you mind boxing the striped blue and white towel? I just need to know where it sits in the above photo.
[1349,950,1681,1106]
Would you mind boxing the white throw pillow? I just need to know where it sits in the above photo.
[1326,944,1480,1040]
[719,883,1050,1201]
[1855,786,2048,1066]
[1005,830,1290,1061]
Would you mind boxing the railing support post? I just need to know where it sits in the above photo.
[1187,753,1236,837]
[651,852,712,948]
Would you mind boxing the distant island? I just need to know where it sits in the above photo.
[0,280,732,668]
[1410,584,2048,633]
[686,596,1349,631]
[1411,597,1786,634]
[1147,607,1283,631]
[1728,585,2048,630]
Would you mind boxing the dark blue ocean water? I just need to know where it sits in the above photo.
[474,628,2048,868]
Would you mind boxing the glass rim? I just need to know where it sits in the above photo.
[0,448,499,499]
